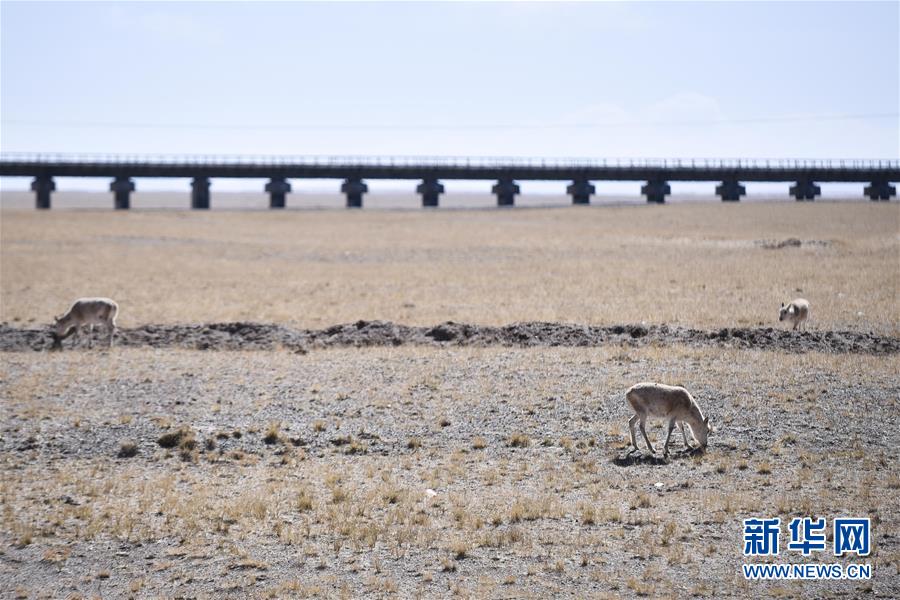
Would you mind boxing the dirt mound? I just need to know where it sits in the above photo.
[2,321,898,354]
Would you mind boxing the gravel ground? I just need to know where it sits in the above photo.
[1,344,897,598]
[2,320,899,355]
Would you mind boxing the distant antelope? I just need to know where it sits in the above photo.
[51,298,119,350]
[626,382,710,456]
[779,298,809,331]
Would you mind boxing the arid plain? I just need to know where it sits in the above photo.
[1,198,898,598]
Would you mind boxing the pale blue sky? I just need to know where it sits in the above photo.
[1,1,898,192]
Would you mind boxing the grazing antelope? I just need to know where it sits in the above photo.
[626,382,710,456]
[779,298,810,331]
[50,298,119,350]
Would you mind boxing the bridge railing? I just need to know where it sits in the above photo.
[1,152,898,171]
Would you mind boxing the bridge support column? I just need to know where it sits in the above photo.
[191,176,211,209]
[789,180,820,201]
[864,180,896,201]
[110,176,135,209]
[567,179,595,205]
[341,178,367,208]
[641,179,670,204]
[265,177,292,208]
[492,178,520,206]
[716,179,746,202]
[31,175,55,210]
[416,178,445,207]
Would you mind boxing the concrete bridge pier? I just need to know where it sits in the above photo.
[492,178,520,206]
[567,179,595,205]
[191,176,211,209]
[716,179,746,202]
[789,180,820,201]
[31,175,55,209]
[416,178,445,207]
[265,177,292,209]
[864,180,896,201]
[641,179,670,203]
[342,177,368,208]
[110,176,135,209]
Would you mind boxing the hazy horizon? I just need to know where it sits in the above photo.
[2,2,897,194]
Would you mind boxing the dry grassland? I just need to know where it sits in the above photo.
[1,346,898,598]
[2,202,898,332]
[1,201,898,598]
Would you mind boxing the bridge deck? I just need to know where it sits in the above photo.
[3,154,897,208]
[2,154,898,182]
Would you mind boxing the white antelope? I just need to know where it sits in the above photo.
[51,298,119,349]
[626,382,710,456]
[779,298,809,331]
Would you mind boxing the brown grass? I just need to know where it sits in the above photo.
[1,203,897,332]
[1,199,898,597]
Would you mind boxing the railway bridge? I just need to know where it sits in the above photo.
[1,153,897,209]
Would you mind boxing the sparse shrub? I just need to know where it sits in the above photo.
[581,504,596,525]
[630,493,651,510]
[204,437,216,452]
[508,432,530,448]
[508,496,551,523]
[41,547,71,570]
[660,521,677,546]
[331,486,347,503]
[450,540,468,559]
[313,420,327,433]
[297,488,313,512]
[263,423,281,445]
[117,440,138,458]
[438,417,451,427]
[157,426,196,455]
[407,437,422,450]
[345,439,367,454]
[601,506,622,523]
[626,576,652,596]
[157,427,190,449]
[472,436,487,450]
[757,462,772,475]
[232,430,242,439]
